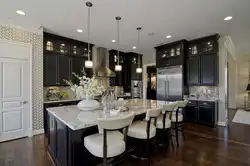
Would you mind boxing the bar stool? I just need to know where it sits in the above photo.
[155,102,177,150]
[84,112,135,166]
[170,100,188,147]
[127,108,162,162]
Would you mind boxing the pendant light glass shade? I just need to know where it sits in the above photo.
[85,60,93,68]
[136,67,142,73]
[85,2,93,68]
[115,65,122,71]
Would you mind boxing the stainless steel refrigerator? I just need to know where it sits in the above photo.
[157,66,183,101]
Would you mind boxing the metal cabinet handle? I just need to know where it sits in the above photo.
[20,101,28,104]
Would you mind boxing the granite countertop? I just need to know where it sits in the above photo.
[44,98,81,104]
[47,99,170,131]
[187,97,219,102]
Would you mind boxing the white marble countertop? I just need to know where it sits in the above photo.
[187,97,219,102]
[47,99,171,131]
[44,98,81,104]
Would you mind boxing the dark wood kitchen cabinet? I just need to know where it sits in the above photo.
[184,101,198,123]
[155,40,187,68]
[200,54,218,85]
[184,100,218,127]
[187,34,219,86]
[44,54,70,86]
[187,56,200,85]
[44,54,58,85]
[58,55,71,85]
[44,32,93,86]
[109,51,142,92]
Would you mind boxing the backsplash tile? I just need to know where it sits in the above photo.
[189,86,219,99]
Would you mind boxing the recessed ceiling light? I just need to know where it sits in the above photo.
[224,16,232,21]
[133,46,137,49]
[112,40,116,43]
[166,35,172,39]
[77,29,83,33]
[16,10,25,16]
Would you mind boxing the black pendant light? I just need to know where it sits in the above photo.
[136,27,142,73]
[115,16,122,71]
[84,2,93,68]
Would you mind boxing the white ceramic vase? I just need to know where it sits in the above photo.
[77,96,100,111]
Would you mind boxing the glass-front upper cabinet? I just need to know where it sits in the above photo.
[188,43,202,57]
[71,43,90,57]
[203,40,216,54]
[45,40,54,51]
[55,40,69,55]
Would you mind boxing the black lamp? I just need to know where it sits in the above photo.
[245,84,250,111]
[246,84,250,91]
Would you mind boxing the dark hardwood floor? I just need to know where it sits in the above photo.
[1,109,250,166]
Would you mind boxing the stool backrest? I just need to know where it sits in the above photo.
[176,100,188,108]
[162,102,177,114]
[145,108,162,121]
[97,112,135,133]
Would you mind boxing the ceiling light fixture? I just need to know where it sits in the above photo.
[136,27,142,74]
[84,2,93,68]
[77,29,83,33]
[133,46,137,49]
[112,40,116,43]
[16,10,25,16]
[166,35,172,39]
[224,16,232,21]
[115,16,122,71]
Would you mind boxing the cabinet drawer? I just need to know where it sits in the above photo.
[198,101,214,107]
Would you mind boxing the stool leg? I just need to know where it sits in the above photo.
[181,123,185,140]
[169,129,174,151]
[175,122,179,147]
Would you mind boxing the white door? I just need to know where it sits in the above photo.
[0,42,30,142]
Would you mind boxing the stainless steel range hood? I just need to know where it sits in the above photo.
[92,46,116,77]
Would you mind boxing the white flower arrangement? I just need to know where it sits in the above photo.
[64,69,106,99]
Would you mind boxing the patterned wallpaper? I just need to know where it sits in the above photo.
[0,25,43,130]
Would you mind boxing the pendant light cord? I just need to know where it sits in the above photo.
[117,19,120,65]
[87,6,90,61]
[137,28,141,67]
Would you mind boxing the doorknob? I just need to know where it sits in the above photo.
[21,101,28,104]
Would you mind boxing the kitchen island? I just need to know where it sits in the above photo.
[46,99,167,166]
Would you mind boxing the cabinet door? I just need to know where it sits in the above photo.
[71,57,88,84]
[58,55,71,85]
[48,114,56,153]
[198,106,213,126]
[187,56,200,85]
[56,119,68,166]
[203,40,217,54]
[184,104,198,123]
[200,54,217,85]
[44,54,58,85]
[188,43,202,57]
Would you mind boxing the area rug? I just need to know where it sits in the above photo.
[232,109,250,125]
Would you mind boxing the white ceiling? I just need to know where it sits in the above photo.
[0,0,250,55]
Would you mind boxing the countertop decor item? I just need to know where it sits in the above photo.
[64,68,105,111]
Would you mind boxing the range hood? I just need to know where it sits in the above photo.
[92,46,116,77]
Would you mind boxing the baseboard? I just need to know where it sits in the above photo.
[32,129,44,136]
[218,119,228,127]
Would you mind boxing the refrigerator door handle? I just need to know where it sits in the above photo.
[164,80,167,101]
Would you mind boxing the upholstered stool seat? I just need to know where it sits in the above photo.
[84,112,135,165]
[128,121,156,139]
[168,112,183,122]
[84,131,125,158]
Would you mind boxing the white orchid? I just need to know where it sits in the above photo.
[64,68,105,98]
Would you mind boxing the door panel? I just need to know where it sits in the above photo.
[200,54,217,85]
[187,56,200,85]
[166,66,183,100]
[44,54,58,85]
[0,58,29,142]
[156,69,166,101]
[58,55,70,85]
